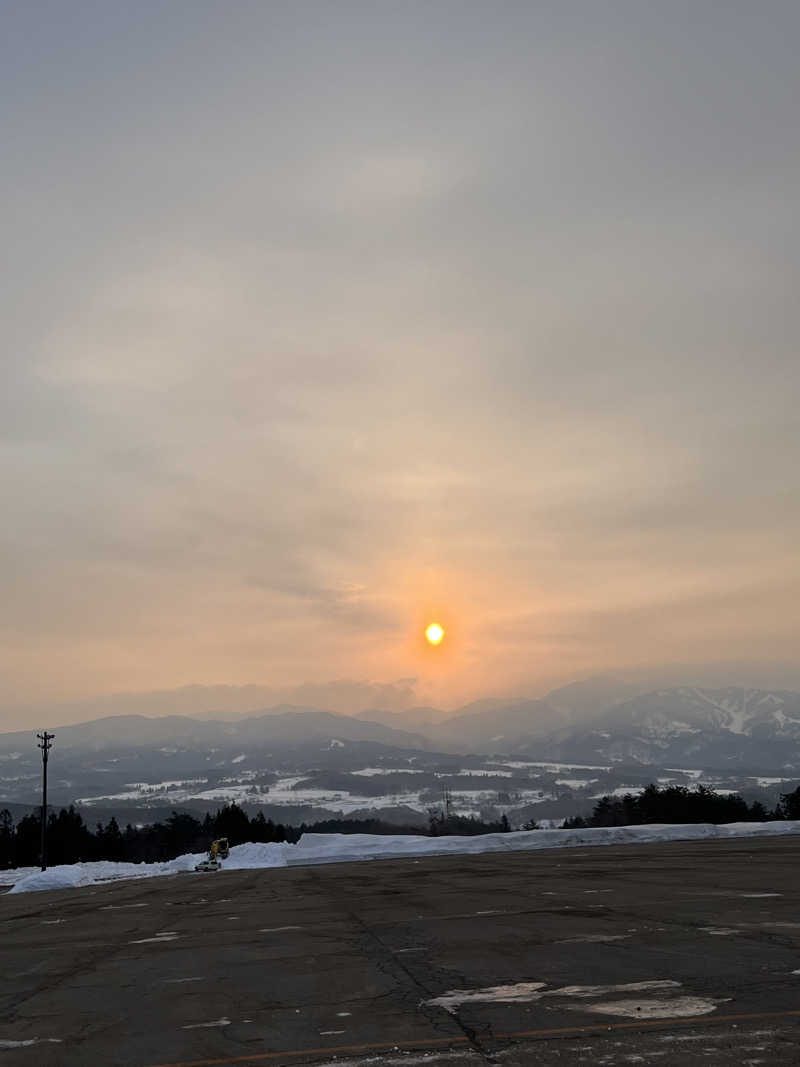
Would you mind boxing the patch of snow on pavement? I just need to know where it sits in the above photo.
[426,982,548,1011]
[129,932,179,944]
[428,977,722,1023]
[576,996,722,1019]
[550,981,679,999]
[556,934,629,943]
[0,1038,63,1048]
[426,979,679,1013]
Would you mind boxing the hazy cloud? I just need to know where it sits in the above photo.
[1,2,798,722]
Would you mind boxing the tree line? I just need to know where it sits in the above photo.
[2,784,797,868]
[562,783,800,829]
[0,804,509,869]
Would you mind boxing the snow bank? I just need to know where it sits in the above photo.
[7,855,199,894]
[291,832,512,864]
[219,842,288,870]
[7,865,94,893]
[6,842,286,894]
[5,820,800,894]
[287,818,800,865]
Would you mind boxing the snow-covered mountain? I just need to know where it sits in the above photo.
[426,699,559,752]
[533,687,800,769]
[5,685,800,823]
[542,676,639,723]
[409,677,635,753]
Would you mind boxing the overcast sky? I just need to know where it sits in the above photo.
[1,2,798,724]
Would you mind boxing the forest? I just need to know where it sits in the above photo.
[0,803,509,868]
[563,783,799,828]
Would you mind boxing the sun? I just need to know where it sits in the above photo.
[425,622,445,646]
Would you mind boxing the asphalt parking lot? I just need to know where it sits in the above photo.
[2,835,800,1065]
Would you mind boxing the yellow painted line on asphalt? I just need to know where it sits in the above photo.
[146,1007,800,1066]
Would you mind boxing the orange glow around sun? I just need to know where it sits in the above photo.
[425,622,445,646]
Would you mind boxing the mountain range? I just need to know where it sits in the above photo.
[0,707,429,754]
[3,679,800,819]
[533,686,800,769]
[5,678,800,766]
[355,676,639,750]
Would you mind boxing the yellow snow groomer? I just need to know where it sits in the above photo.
[209,837,230,860]
[194,837,231,872]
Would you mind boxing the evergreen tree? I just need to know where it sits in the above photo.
[163,811,204,856]
[211,803,251,845]
[779,786,800,820]
[14,811,43,866]
[0,809,14,868]
[748,800,768,821]
[47,807,93,864]
[97,817,125,861]
[588,784,777,829]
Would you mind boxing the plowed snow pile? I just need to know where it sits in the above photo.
[5,820,800,894]
[5,842,287,894]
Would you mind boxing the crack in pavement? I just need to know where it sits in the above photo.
[305,868,500,1065]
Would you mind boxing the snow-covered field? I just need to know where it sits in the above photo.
[5,819,800,895]
[74,771,555,817]
[492,761,613,772]
[46,759,789,827]
[350,767,426,777]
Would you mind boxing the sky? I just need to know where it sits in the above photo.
[1,2,799,726]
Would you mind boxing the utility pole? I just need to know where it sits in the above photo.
[443,785,452,823]
[37,731,54,871]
